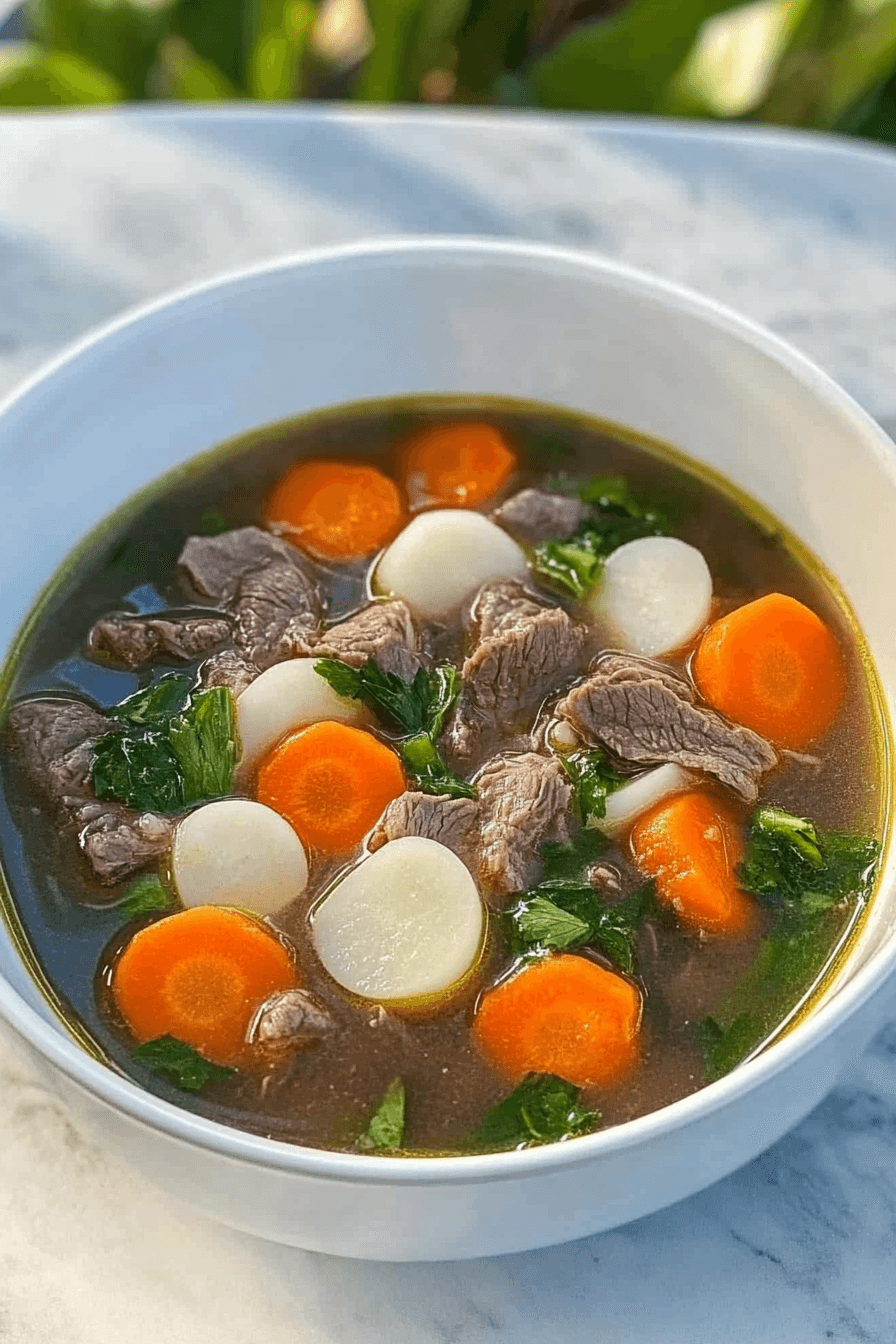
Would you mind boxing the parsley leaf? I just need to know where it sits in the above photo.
[561,749,625,823]
[739,807,878,921]
[107,674,192,726]
[401,732,476,800]
[117,874,173,919]
[541,829,608,882]
[532,476,667,598]
[504,881,652,974]
[315,658,473,799]
[699,808,879,1083]
[473,1074,600,1151]
[356,1076,405,1151]
[132,1035,235,1091]
[92,683,238,814]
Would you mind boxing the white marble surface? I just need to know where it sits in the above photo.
[2,107,896,1341]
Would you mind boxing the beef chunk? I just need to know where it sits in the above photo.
[4,697,173,883]
[476,752,574,895]
[368,792,478,866]
[248,989,334,1050]
[446,581,587,760]
[491,488,588,542]
[178,527,323,670]
[199,648,259,698]
[89,612,231,668]
[556,653,777,802]
[312,601,420,680]
[76,805,173,884]
[4,697,111,805]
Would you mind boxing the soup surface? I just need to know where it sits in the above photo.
[0,399,884,1154]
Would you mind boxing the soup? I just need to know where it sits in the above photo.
[0,399,884,1155]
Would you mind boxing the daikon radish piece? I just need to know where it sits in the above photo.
[375,510,527,619]
[598,763,695,838]
[590,536,712,657]
[236,657,369,768]
[173,798,308,916]
[311,836,484,1002]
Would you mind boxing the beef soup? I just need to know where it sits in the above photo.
[0,399,884,1155]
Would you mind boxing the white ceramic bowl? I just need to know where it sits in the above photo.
[0,239,894,1262]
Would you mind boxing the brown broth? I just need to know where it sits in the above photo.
[0,396,885,1153]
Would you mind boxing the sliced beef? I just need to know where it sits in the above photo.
[4,697,111,806]
[199,648,259,698]
[446,581,587,761]
[476,752,574,895]
[75,805,173,884]
[368,792,478,867]
[178,526,323,670]
[491,488,588,543]
[248,989,334,1050]
[556,652,777,802]
[89,612,231,669]
[312,601,420,680]
[4,697,172,884]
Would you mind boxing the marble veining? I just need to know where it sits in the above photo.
[0,108,895,1341]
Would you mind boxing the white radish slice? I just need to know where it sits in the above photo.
[173,799,308,917]
[375,510,527,619]
[597,764,695,839]
[236,657,369,768]
[311,836,484,1002]
[590,535,712,657]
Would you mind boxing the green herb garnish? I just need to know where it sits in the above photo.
[117,874,174,919]
[356,1076,406,1151]
[199,508,229,535]
[561,749,626,823]
[698,808,879,1081]
[132,1035,235,1091]
[540,829,609,882]
[401,732,476,800]
[107,674,192,726]
[473,1074,600,1151]
[532,475,666,598]
[504,881,653,974]
[739,807,878,925]
[315,658,473,800]
[92,683,238,814]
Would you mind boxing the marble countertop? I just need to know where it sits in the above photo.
[2,107,896,1342]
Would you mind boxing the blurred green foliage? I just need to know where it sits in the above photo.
[1,0,896,144]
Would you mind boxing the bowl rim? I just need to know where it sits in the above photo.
[0,233,893,1185]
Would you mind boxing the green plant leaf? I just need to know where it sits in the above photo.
[132,1035,235,1091]
[155,34,240,97]
[456,0,539,100]
[356,1076,406,1150]
[117,874,174,919]
[107,674,193,727]
[168,686,239,804]
[560,749,625,823]
[473,1073,600,1150]
[25,0,169,99]
[401,731,476,799]
[0,41,123,104]
[356,0,428,101]
[528,0,746,113]
[169,0,248,86]
[248,0,316,98]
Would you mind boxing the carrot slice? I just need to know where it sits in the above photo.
[256,720,405,854]
[402,422,516,509]
[113,905,298,1067]
[266,460,405,560]
[630,790,756,937]
[473,954,642,1089]
[692,592,846,750]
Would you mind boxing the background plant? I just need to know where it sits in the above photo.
[0,0,894,145]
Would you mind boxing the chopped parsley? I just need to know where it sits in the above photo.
[561,749,626,823]
[473,1074,600,1151]
[117,874,174,919]
[131,1036,235,1092]
[504,881,653,975]
[356,1076,406,1151]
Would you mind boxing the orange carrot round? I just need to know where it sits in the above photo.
[113,905,298,1067]
[692,591,846,750]
[473,954,642,1089]
[256,719,405,854]
[266,460,405,560]
[630,790,756,938]
[402,422,516,509]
